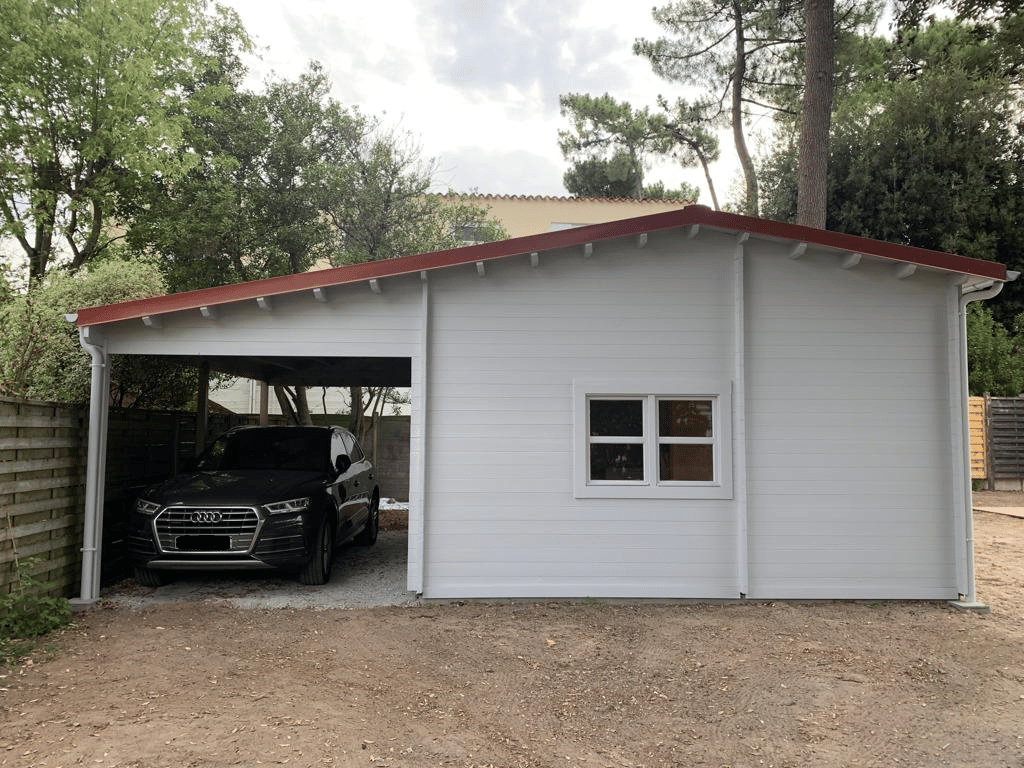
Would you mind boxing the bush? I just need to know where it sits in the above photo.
[0,559,71,648]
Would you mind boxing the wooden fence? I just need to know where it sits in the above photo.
[0,398,88,601]
[969,397,988,480]
[973,395,1024,490]
[2,397,411,600]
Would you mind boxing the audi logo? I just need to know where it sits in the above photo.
[191,510,223,524]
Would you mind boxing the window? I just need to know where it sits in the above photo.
[574,379,732,499]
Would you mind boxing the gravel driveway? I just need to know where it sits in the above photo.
[104,529,419,610]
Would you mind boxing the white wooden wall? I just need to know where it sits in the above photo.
[421,232,739,598]
[743,242,958,599]
[98,278,424,358]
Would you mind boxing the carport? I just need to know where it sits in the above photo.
[71,263,431,607]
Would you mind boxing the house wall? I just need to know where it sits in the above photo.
[419,228,962,599]
[421,230,740,598]
[742,244,959,599]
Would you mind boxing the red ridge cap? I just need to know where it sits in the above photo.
[75,206,1008,328]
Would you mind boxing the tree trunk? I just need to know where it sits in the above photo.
[274,385,299,423]
[731,1,758,216]
[796,0,835,229]
[695,145,721,211]
[294,386,312,424]
[348,385,363,436]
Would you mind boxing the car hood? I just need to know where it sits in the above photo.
[141,470,328,508]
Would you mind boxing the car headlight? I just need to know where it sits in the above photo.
[135,498,161,515]
[264,497,312,515]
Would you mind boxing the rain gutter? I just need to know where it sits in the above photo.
[951,274,1016,608]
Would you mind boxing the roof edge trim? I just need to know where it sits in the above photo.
[76,206,1008,327]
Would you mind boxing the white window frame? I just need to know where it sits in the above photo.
[573,377,733,500]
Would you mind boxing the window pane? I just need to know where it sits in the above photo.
[659,400,713,438]
[590,444,644,481]
[590,399,643,437]
[660,444,714,482]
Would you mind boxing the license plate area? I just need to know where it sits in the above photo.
[176,534,231,551]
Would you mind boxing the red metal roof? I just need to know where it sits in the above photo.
[75,205,1008,328]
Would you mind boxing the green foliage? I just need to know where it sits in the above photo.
[761,18,1024,322]
[642,180,701,202]
[633,1,881,214]
[0,558,71,660]
[759,16,1024,388]
[326,136,507,265]
[123,55,507,289]
[563,154,644,199]
[966,304,1024,396]
[558,92,715,202]
[632,0,801,214]
[558,93,669,199]
[0,0,243,282]
[123,62,349,290]
[0,256,197,407]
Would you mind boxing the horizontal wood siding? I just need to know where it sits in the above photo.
[421,232,738,598]
[0,398,87,598]
[744,246,957,599]
[99,277,424,358]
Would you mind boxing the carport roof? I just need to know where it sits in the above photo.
[75,205,1009,328]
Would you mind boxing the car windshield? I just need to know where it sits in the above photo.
[198,428,330,472]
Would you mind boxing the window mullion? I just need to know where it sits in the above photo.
[646,395,657,486]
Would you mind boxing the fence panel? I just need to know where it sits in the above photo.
[969,396,988,480]
[0,397,87,598]
[987,397,1024,483]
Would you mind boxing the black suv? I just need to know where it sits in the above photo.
[128,425,379,586]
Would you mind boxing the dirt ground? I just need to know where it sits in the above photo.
[2,500,1024,768]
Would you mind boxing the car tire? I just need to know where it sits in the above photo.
[134,565,166,587]
[355,493,379,546]
[299,518,334,585]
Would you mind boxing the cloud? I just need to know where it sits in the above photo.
[433,145,566,196]
[216,0,707,196]
[421,1,651,109]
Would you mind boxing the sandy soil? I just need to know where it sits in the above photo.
[1,502,1023,768]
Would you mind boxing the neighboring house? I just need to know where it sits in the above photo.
[444,193,690,241]
[72,206,1008,605]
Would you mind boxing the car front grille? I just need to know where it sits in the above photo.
[154,507,261,553]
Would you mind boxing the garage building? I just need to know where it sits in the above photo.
[72,206,1010,604]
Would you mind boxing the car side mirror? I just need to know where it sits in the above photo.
[335,454,352,474]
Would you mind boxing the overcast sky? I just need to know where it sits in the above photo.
[219,0,741,202]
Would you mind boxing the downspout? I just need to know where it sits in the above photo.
[71,322,111,608]
[953,276,1013,606]
[734,233,749,597]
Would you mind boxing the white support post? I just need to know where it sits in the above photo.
[408,276,430,595]
[73,326,111,608]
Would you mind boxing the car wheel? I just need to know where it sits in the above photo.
[355,493,379,546]
[134,565,166,587]
[299,518,334,585]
